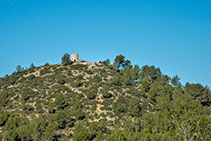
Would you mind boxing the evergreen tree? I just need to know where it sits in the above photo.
[62,53,71,65]
[16,65,24,72]
[30,63,35,68]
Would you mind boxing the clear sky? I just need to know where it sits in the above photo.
[0,0,211,87]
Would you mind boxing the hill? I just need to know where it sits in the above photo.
[0,55,210,140]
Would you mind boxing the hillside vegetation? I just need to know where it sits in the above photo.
[0,54,210,141]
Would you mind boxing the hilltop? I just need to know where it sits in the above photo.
[0,54,210,141]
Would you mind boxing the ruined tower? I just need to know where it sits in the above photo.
[71,54,79,62]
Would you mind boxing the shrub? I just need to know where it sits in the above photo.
[69,64,87,70]
[0,91,10,107]
[102,85,112,98]
[58,78,66,85]
[55,93,69,110]
[36,103,44,113]
[23,104,34,112]
[103,92,112,98]
[16,65,24,72]
[93,75,102,83]
[0,111,9,126]
[44,63,49,66]
[53,109,74,129]
[72,79,83,87]
[86,87,98,100]
[28,74,35,80]
[20,89,30,103]
[40,68,49,76]
[85,70,93,74]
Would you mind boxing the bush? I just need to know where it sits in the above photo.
[44,63,49,66]
[53,109,74,129]
[57,78,66,85]
[103,92,112,98]
[72,79,83,87]
[102,85,112,98]
[36,103,44,113]
[112,73,122,86]
[20,89,30,103]
[85,70,93,74]
[23,104,34,112]
[28,74,35,80]
[55,94,69,110]
[86,87,98,100]
[93,75,102,83]
[0,91,9,107]
[75,108,86,120]
[16,65,24,72]
[0,111,9,126]
[40,68,50,76]
[70,64,87,70]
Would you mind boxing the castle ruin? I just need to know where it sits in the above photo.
[71,54,79,62]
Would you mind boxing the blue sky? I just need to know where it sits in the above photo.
[0,0,211,87]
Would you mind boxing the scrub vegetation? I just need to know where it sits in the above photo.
[0,54,210,141]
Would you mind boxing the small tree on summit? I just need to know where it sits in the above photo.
[103,59,110,66]
[171,75,181,87]
[16,65,24,72]
[62,53,71,65]
[114,55,131,70]
[30,63,35,68]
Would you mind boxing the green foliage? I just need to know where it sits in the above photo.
[140,65,161,82]
[4,115,26,131]
[114,96,127,115]
[69,64,87,70]
[0,111,9,126]
[72,78,83,87]
[75,107,86,120]
[102,85,112,98]
[73,122,87,140]
[103,59,110,66]
[127,97,141,117]
[56,74,66,85]
[40,68,50,76]
[62,53,71,65]
[185,82,211,106]
[16,65,24,72]
[93,75,102,83]
[28,74,36,80]
[113,54,131,70]
[121,65,141,85]
[86,87,98,100]
[55,93,69,110]
[171,75,181,87]
[30,63,35,68]
[36,103,44,113]
[107,126,129,141]
[22,104,34,112]
[53,109,74,129]
[112,73,122,86]
[8,75,19,85]
[20,89,30,103]
[43,123,57,140]
[141,77,150,93]
[0,54,210,140]
[0,91,10,107]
